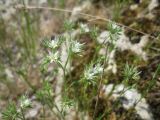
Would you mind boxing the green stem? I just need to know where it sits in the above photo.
[93,44,109,119]
[48,103,61,120]
[54,104,65,120]
[43,105,45,120]
[20,108,26,120]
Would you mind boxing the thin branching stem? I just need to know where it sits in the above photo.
[20,108,26,120]
[47,103,62,120]
[93,44,109,119]
[43,105,45,120]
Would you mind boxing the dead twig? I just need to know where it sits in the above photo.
[15,4,158,40]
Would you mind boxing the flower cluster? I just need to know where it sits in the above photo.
[47,36,65,50]
[84,63,103,85]
[47,51,60,63]
[2,95,31,120]
[41,35,66,72]
[48,38,59,49]
[79,23,89,33]
[107,22,122,44]
[70,40,84,54]
[20,95,31,109]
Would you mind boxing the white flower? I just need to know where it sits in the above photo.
[112,23,121,30]
[80,23,89,33]
[84,64,103,80]
[48,40,59,49]
[108,22,122,42]
[48,36,64,49]
[20,95,31,109]
[48,51,59,63]
[84,69,95,80]
[71,40,84,54]
[93,64,103,74]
